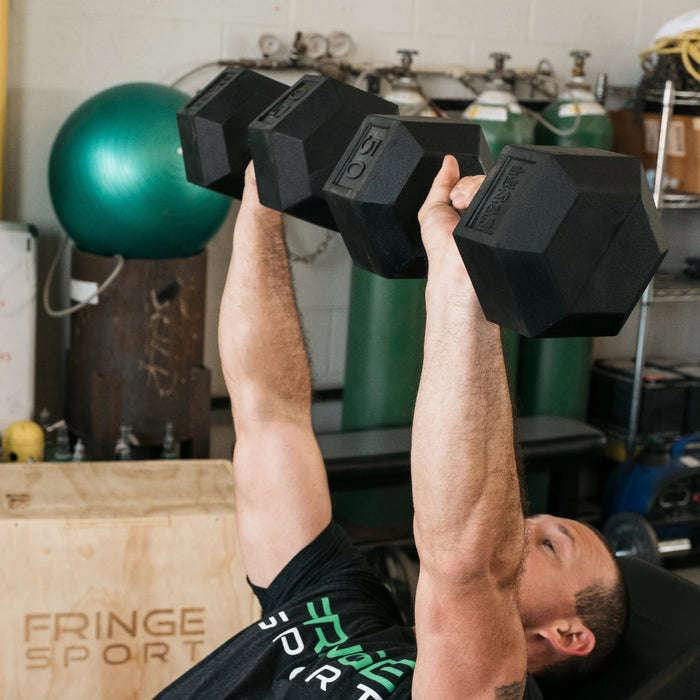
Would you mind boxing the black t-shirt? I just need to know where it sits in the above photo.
[154,521,543,699]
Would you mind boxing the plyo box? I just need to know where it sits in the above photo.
[0,459,260,700]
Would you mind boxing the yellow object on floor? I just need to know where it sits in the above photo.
[1,420,44,463]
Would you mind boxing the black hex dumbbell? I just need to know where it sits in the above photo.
[453,145,666,337]
[323,114,492,277]
[177,68,491,235]
[177,67,288,200]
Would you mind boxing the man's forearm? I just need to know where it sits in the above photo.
[411,159,525,584]
[219,180,311,425]
[411,266,524,580]
[218,165,331,586]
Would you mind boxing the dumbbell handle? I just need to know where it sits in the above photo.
[658,537,693,557]
[615,536,692,559]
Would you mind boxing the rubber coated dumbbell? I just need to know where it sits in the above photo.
[177,67,492,235]
[452,145,666,337]
[177,68,288,200]
[177,66,401,226]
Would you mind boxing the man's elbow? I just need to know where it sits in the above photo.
[414,519,526,591]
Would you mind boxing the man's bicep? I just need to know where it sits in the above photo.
[412,572,528,700]
[232,421,332,588]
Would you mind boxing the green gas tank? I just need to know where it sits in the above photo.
[341,52,432,531]
[462,70,531,391]
[463,53,531,395]
[535,51,612,149]
[463,53,534,158]
[336,267,425,534]
[520,52,606,421]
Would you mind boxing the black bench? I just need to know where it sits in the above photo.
[319,415,605,518]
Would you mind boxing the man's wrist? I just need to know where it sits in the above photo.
[239,196,282,222]
[425,252,482,307]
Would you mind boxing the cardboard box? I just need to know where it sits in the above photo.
[609,109,700,194]
[0,460,260,700]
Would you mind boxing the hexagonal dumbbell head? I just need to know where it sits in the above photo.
[323,115,493,277]
[176,67,288,200]
[248,75,398,230]
[453,145,668,338]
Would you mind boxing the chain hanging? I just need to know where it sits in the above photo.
[287,229,336,264]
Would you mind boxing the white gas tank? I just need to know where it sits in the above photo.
[0,222,37,433]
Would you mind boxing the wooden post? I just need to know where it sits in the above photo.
[67,248,210,460]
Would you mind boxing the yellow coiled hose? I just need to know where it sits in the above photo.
[640,29,700,83]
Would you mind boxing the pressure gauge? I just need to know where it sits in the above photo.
[327,31,353,58]
[304,33,328,59]
[258,34,282,58]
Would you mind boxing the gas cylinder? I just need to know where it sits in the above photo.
[462,53,531,393]
[535,50,613,149]
[462,52,534,158]
[517,336,594,420]
[343,48,440,434]
[341,48,436,533]
[520,51,608,420]
[383,50,444,117]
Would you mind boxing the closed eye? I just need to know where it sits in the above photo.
[543,539,555,553]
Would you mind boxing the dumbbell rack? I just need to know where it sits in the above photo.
[626,81,700,455]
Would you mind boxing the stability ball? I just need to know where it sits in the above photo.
[48,82,230,259]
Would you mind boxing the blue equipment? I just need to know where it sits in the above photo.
[602,434,700,563]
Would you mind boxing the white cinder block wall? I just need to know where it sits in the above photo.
[5,0,700,417]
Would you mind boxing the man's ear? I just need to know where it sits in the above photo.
[540,619,596,658]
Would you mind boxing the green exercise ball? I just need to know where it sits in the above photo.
[48,82,230,259]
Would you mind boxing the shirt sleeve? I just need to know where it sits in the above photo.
[525,673,545,700]
[249,520,379,615]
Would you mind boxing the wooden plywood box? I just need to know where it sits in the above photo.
[0,460,260,700]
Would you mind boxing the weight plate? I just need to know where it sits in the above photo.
[603,511,661,565]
